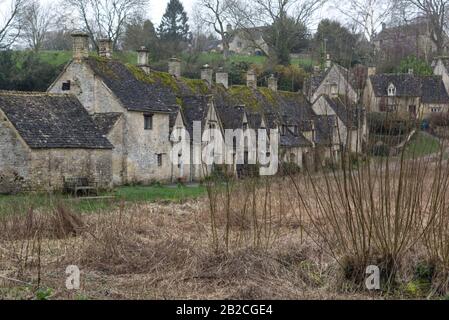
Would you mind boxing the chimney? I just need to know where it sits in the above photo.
[216,67,229,89]
[367,66,376,77]
[226,24,233,33]
[313,65,321,74]
[408,68,414,75]
[169,57,181,78]
[137,46,150,74]
[98,38,113,59]
[201,64,213,87]
[71,31,89,61]
[268,74,278,92]
[382,22,386,30]
[247,69,257,89]
[325,54,332,70]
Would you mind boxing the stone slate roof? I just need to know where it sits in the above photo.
[85,57,179,113]
[179,95,211,137]
[91,113,122,135]
[0,92,113,149]
[315,115,337,147]
[421,76,449,104]
[323,96,361,129]
[369,74,449,103]
[281,130,313,148]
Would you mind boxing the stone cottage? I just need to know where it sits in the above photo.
[0,92,113,193]
[305,57,359,104]
[363,72,449,118]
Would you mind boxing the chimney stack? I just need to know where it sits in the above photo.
[98,38,113,59]
[137,46,150,74]
[71,31,89,61]
[226,24,233,33]
[268,74,278,92]
[325,54,332,70]
[169,57,181,78]
[247,69,257,89]
[216,67,229,89]
[201,64,213,87]
[367,66,376,77]
[408,68,414,75]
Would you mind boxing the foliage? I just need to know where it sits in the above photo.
[397,56,433,76]
[0,51,63,91]
[428,112,449,127]
[367,112,417,135]
[313,19,357,68]
[158,0,191,54]
[122,17,158,52]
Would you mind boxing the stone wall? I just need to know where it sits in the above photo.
[312,66,358,103]
[107,116,126,186]
[0,117,31,193]
[29,149,113,191]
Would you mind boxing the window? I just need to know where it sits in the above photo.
[330,84,338,95]
[237,41,243,48]
[387,104,398,112]
[243,122,248,131]
[209,122,216,130]
[144,114,153,130]
[431,107,442,113]
[280,125,286,136]
[387,83,396,97]
[157,154,163,167]
[62,81,71,91]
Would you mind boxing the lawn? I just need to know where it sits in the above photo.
[0,184,206,215]
[404,131,441,158]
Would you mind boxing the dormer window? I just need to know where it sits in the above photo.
[280,125,287,136]
[243,122,248,131]
[388,83,396,97]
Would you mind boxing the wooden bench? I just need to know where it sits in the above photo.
[63,177,99,197]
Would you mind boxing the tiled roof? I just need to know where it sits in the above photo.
[0,92,112,149]
[370,74,449,104]
[323,95,362,129]
[91,112,122,135]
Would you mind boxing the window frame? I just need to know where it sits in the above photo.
[144,114,153,130]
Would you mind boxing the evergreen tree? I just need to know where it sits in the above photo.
[157,0,191,44]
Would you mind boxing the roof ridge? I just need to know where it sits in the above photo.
[0,90,74,97]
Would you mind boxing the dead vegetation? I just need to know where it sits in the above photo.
[1,138,449,299]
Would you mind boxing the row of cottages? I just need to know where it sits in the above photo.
[304,56,367,153]
[363,68,449,118]
[0,33,364,192]
[0,92,113,193]
[47,33,355,187]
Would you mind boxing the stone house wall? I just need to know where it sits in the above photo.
[311,66,358,103]
[0,117,31,193]
[107,116,126,186]
[29,149,112,191]
[434,60,449,93]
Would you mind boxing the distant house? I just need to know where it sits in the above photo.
[373,17,449,60]
[304,56,359,104]
[0,92,113,193]
[363,71,449,118]
[226,25,270,56]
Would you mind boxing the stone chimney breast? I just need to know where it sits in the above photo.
[201,64,213,87]
[216,68,229,89]
[169,57,181,78]
[71,32,89,61]
[98,38,113,59]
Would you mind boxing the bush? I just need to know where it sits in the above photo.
[370,143,390,157]
[367,112,417,135]
[428,112,449,127]
[279,162,301,176]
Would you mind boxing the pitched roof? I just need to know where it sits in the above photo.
[369,74,422,97]
[421,76,449,104]
[91,113,122,135]
[369,74,449,103]
[315,115,337,147]
[306,63,356,97]
[323,95,362,129]
[281,129,313,148]
[0,92,112,149]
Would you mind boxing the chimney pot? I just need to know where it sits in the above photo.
[408,68,414,75]
[368,66,376,76]
[98,38,113,59]
[325,54,332,70]
[169,57,181,78]
[216,67,229,89]
[71,31,89,61]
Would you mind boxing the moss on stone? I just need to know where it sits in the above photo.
[183,78,209,95]
[125,64,155,84]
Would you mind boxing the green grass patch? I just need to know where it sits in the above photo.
[404,132,441,158]
[0,184,206,215]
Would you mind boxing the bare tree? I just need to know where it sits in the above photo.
[21,0,64,52]
[66,0,149,50]
[0,0,28,49]
[228,0,324,64]
[194,0,233,58]
[335,0,394,42]
[399,0,449,55]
